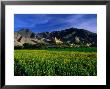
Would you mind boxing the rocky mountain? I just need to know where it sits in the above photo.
[14,29,36,46]
[14,28,97,48]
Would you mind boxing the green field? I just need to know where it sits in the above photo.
[14,47,97,76]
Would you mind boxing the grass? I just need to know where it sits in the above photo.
[14,47,97,76]
[43,47,97,52]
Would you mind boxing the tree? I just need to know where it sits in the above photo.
[14,46,23,49]
[23,43,33,49]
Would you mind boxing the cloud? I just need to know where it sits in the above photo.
[72,16,97,33]
[14,14,97,33]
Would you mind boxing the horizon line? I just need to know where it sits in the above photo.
[14,27,97,34]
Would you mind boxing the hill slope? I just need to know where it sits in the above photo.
[14,28,97,48]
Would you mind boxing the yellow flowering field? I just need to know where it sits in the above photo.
[14,48,97,76]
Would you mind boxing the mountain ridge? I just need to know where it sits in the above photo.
[14,27,97,48]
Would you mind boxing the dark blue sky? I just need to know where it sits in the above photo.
[14,14,97,33]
